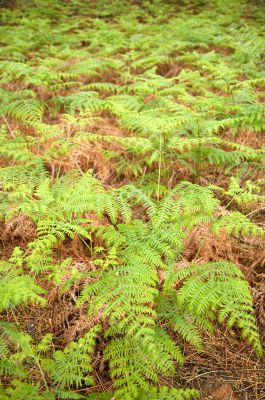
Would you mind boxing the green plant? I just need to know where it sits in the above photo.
[0,0,264,398]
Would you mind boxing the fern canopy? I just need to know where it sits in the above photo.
[0,0,264,399]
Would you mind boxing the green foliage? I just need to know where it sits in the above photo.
[43,325,100,389]
[224,177,265,206]
[0,322,99,399]
[77,184,262,398]
[213,210,265,237]
[0,248,46,312]
[163,261,262,356]
[138,386,200,400]
[0,380,54,400]
[0,0,264,399]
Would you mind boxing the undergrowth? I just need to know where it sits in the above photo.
[0,0,264,399]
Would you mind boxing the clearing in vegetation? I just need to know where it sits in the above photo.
[0,0,265,399]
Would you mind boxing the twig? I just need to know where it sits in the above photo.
[246,207,265,218]
[186,370,225,382]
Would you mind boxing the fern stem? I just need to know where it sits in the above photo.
[56,160,63,180]
[35,357,49,391]
[230,88,235,104]
[10,308,20,327]
[197,142,202,182]
[193,233,210,261]
[157,132,163,201]
[2,114,16,139]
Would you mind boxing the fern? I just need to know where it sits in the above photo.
[0,380,54,400]
[138,386,199,400]
[0,0,264,399]
[224,177,265,206]
[0,248,46,312]
[212,210,265,238]
[3,99,44,124]
[77,183,262,398]
[43,325,100,389]
[165,260,263,356]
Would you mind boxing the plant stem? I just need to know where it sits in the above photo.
[2,114,16,139]
[157,132,163,201]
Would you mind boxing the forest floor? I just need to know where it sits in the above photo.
[0,1,265,399]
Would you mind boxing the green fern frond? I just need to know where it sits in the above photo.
[139,385,199,400]
[0,251,46,312]
[167,260,263,356]
[0,380,55,400]
[3,99,44,124]
[43,325,101,388]
[225,177,265,205]
[213,211,265,237]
